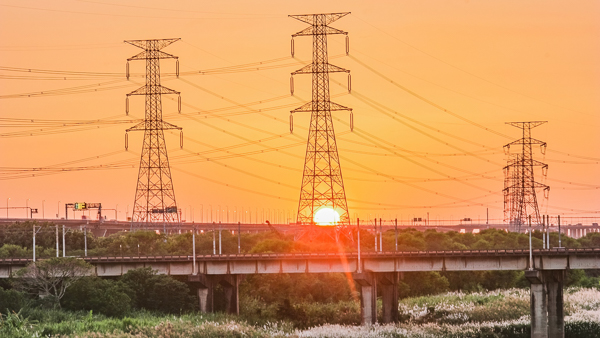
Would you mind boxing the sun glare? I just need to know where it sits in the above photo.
[314,207,340,226]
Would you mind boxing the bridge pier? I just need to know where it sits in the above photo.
[352,271,399,325]
[525,270,565,338]
[189,274,240,315]
[353,271,377,325]
[378,272,399,323]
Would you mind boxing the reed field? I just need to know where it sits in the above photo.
[1,288,599,337]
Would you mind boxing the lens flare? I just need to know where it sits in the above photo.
[314,207,340,226]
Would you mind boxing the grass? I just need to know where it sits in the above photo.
[1,288,599,337]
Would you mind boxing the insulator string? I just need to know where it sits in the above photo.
[348,74,351,93]
[291,38,295,57]
[346,35,349,55]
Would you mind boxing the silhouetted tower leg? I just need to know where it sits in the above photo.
[503,121,549,228]
[124,39,183,224]
[289,13,353,232]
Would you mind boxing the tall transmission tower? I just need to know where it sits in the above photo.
[503,121,549,231]
[124,38,183,224]
[289,13,353,229]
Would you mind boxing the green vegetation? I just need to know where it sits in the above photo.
[1,221,599,336]
[0,288,598,337]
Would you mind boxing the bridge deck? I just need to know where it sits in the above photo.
[1,248,599,278]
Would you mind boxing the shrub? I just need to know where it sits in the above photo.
[0,288,30,314]
[61,276,132,317]
[120,267,196,313]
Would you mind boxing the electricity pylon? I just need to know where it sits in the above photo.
[124,38,183,224]
[503,121,549,231]
[289,12,353,232]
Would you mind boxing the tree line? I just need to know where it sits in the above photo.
[1,221,599,325]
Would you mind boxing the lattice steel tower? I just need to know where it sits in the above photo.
[289,13,353,226]
[503,121,549,230]
[124,38,182,223]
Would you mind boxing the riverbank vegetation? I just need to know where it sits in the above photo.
[1,221,599,336]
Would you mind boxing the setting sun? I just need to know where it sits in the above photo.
[314,207,340,226]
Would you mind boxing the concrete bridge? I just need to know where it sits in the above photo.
[1,248,599,337]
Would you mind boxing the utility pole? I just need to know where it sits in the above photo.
[84,222,88,257]
[374,219,377,252]
[357,218,361,273]
[238,222,241,254]
[289,13,353,236]
[125,38,183,226]
[379,218,383,252]
[32,225,41,262]
[395,218,398,252]
[62,224,66,257]
[192,226,196,275]
[56,224,59,257]
[503,121,549,231]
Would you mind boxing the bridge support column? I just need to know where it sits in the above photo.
[547,271,565,338]
[352,271,377,325]
[378,272,399,323]
[525,270,565,338]
[218,274,240,315]
[188,274,214,313]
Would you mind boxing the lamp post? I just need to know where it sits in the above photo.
[42,200,45,219]
[26,198,30,218]
[57,200,60,219]
[6,197,10,218]
[126,205,130,221]
[116,204,119,221]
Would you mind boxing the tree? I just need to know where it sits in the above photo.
[61,276,132,317]
[120,267,196,313]
[14,257,92,308]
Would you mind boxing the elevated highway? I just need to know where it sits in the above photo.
[1,217,599,239]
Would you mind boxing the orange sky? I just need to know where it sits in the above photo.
[1,0,599,223]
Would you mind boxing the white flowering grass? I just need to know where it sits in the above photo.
[291,288,600,338]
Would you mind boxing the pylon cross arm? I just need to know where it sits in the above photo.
[505,121,547,129]
[293,26,348,36]
[127,50,178,61]
[291,101,351,114]
[292,63,349,75]
[125,38,180,51]
[127,85,180,96]
[292,26,348,37]
[504,138,547,147]
[289,12,350,26]
[329,101,352,111]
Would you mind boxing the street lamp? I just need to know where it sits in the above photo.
[116,204,119,221]
[26,198,30,218]
[57,200,60,219]
[6,197,10,218]
[126,205,130,221]
[42,200,45,219]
